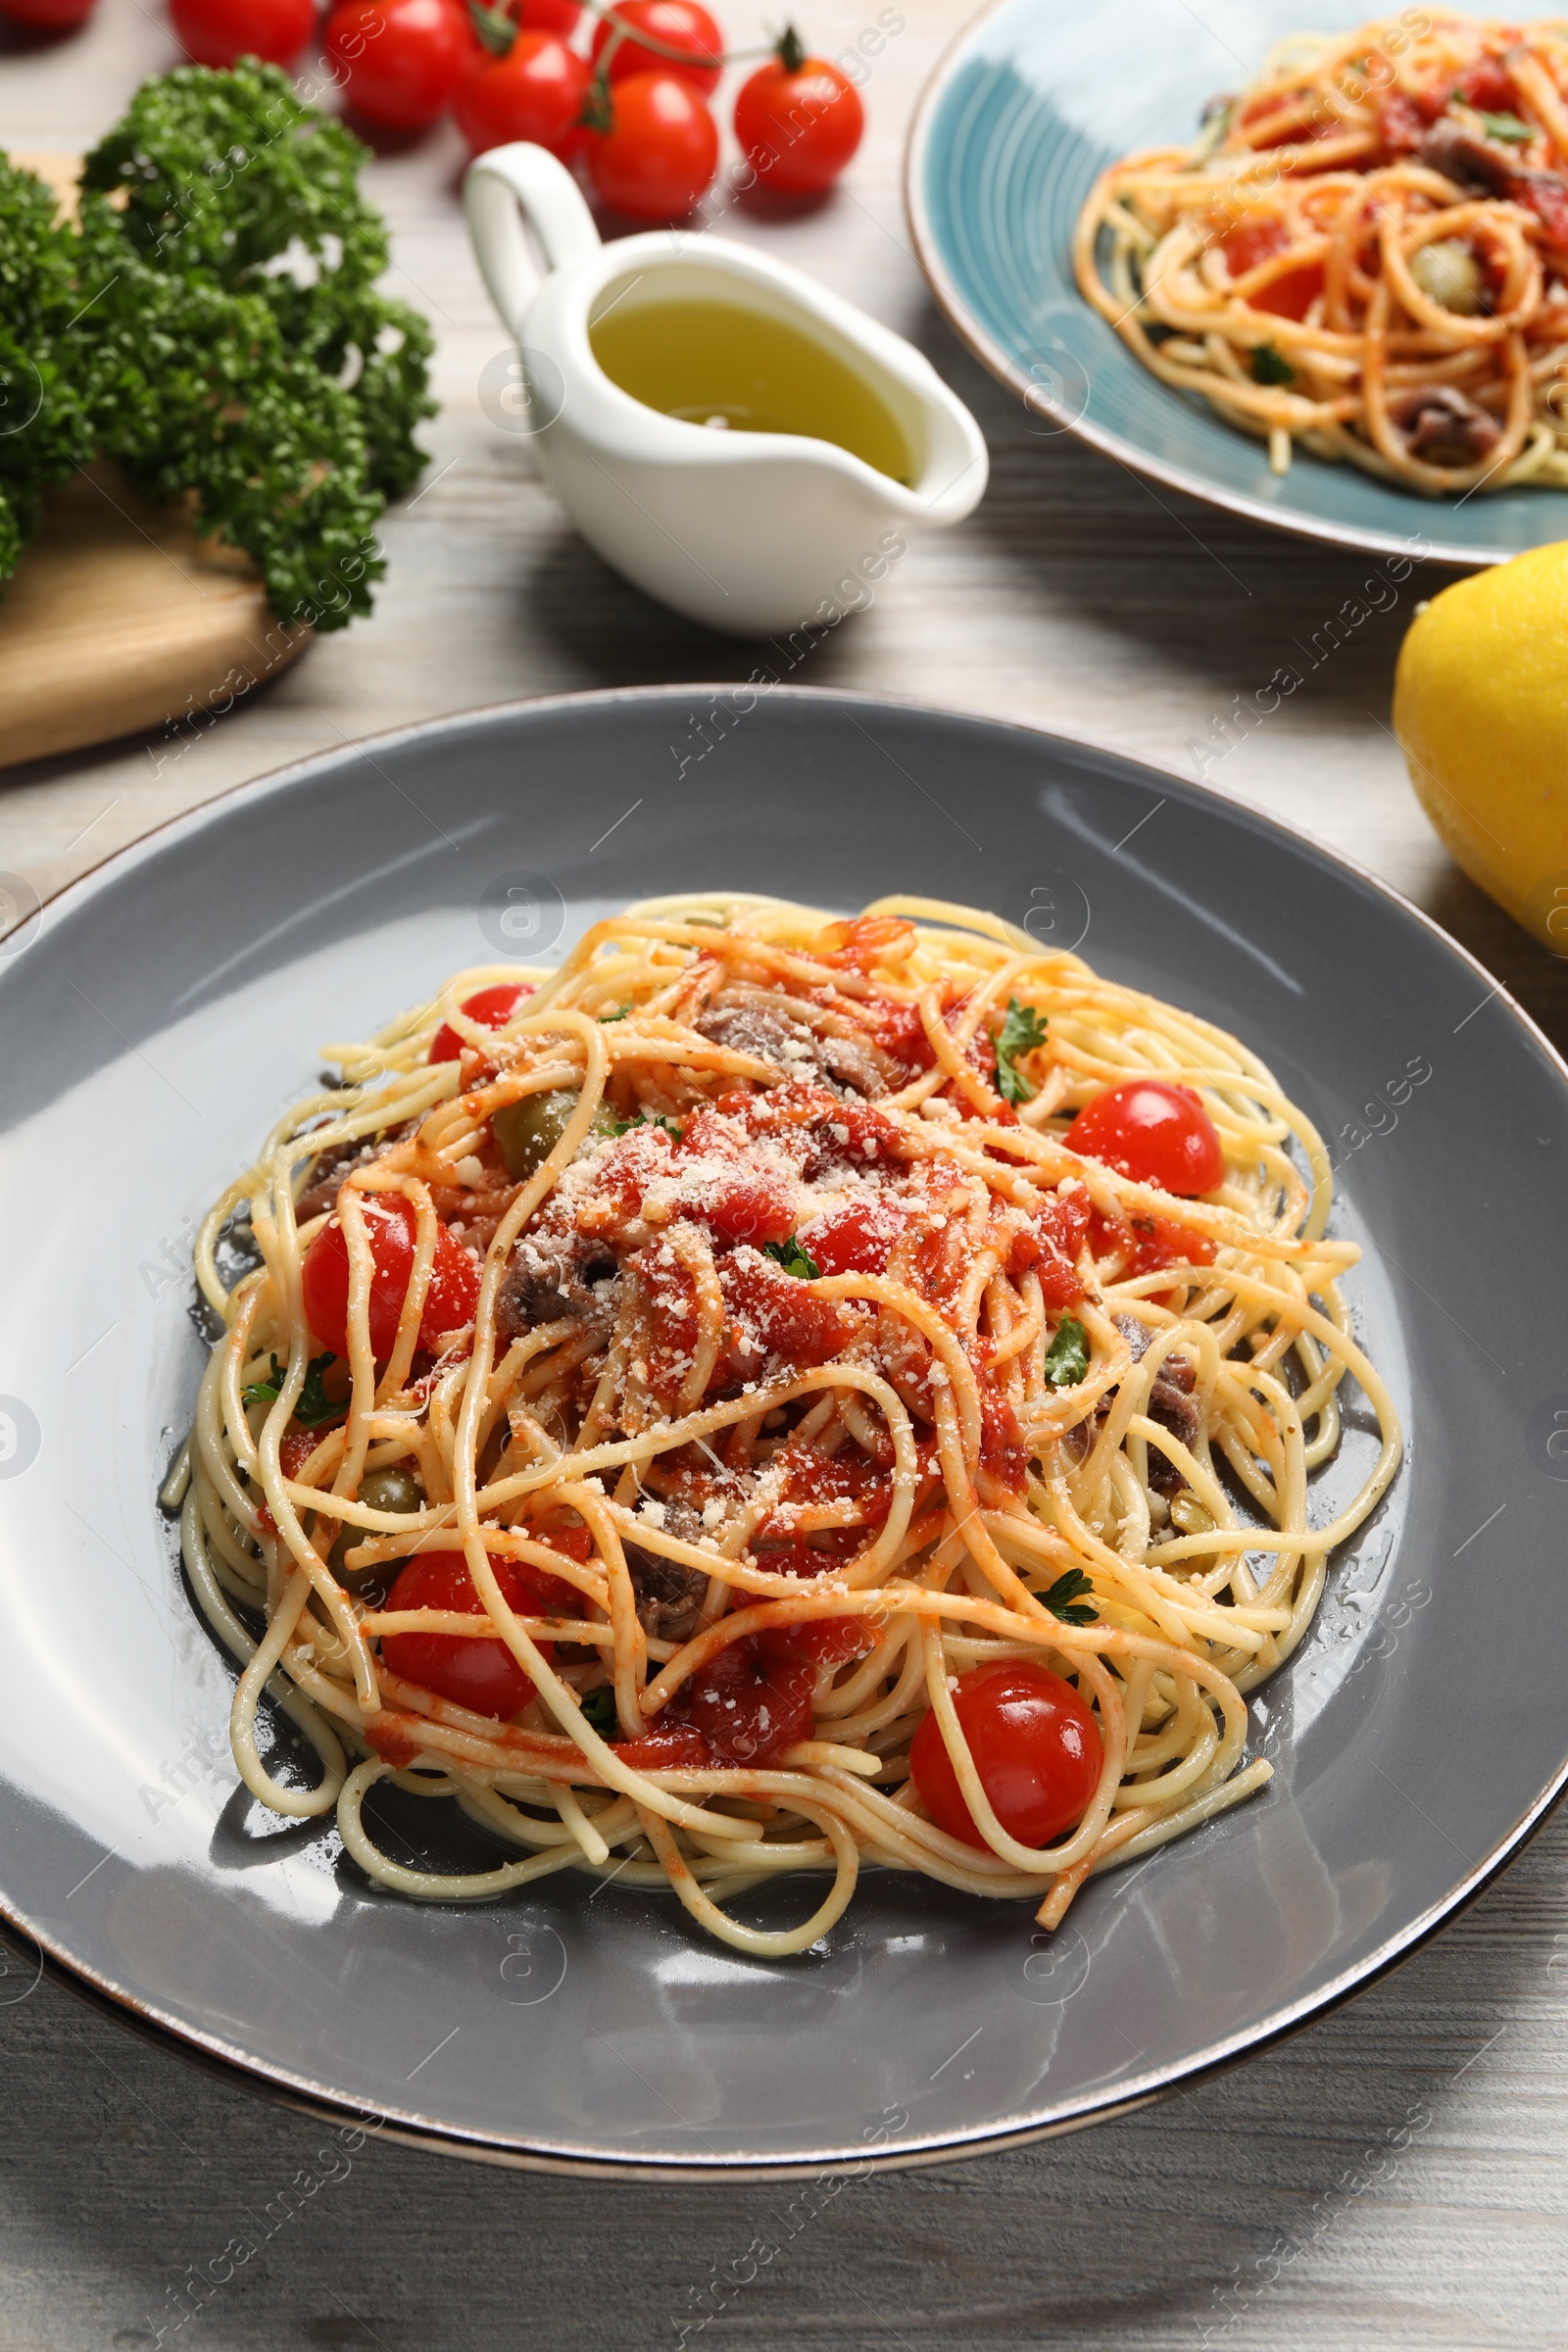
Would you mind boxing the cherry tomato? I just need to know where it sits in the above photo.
[863,994,938,1082]
[382,1551,553,1717]
[583,70,718,220]
[610,1724,710,1767]
[590,0,720,94]
[1250,263,1324,321]
[302,1193,479,1361]
[325,0,472,129]
[1454,58,1517,114]
[520,1522,592,1615]
[909,1662,1102,1849]
[171,0,316,66]
[685,1635,814,1765]
[798,1196,905,1276]
[513,0,580,28]
[0,0,96,27]
[751,1544,877,1666]
[1067,1078,1225,1197]
[1005,1188,1091,1306]
[1220,220,1285,277]
[429,980,531,1061]
[456,28,590,155]
[734,45,863,195]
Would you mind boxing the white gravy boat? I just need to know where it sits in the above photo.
[464,143,988,636]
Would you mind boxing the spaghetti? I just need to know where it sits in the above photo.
[1074,13,1568,491]
[169,894,1400,1957]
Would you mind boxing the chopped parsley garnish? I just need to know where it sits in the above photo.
[1477,109,1533,141]
[599,1007,629,1023]
[1250,345,1296,386]
[1043,1315,1089,1389]
[763,1236,821,1280]
[612,1110,681,1138]
[579,1685,618,1736]
[995,998,1049,1105]
[1041,1567,1098,1627]
[761,1242,822,1279]
[242,1350,343,1427]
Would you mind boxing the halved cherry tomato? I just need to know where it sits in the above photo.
[325,0,473,129]
[798,1196,905,1276]
[382,1551,553,1718]
[734,44,864,194]
[685,1635,814,1765]
[909,1662,1102,1849]
[583,71,718,220]
[1250,263,1324,320]
[1454,58,1517,114]
[1005,1187,1091,1306]
[609,1724,710,1768]
[1219,219,1286,276]
[1067,1078,1224,1196]
[518,1521,592,1614]
[171,0,315,65]
[301,1193,479,1360]
[590,0,721,94]
[1379,89,1441,152]
[754,1544,877,1665]
[429,981,531,1063]
[863,994,937,1082]
[717,1251,862,1374]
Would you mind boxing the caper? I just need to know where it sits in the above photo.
[1169,1490,1215,1538]
[329,1463,424,1590]
[1409,239,1485,316]
[493,1089,618,1180]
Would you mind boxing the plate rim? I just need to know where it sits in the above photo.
[7,679,1568,2176]
[903,0,1547,571]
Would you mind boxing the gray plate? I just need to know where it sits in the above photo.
[2,687,1565,2178]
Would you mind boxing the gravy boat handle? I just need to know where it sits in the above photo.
[464,143,603,340]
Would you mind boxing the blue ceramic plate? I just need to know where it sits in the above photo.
[906,0,1568,565]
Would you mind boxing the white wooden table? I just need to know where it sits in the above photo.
[3,5,1565,2344]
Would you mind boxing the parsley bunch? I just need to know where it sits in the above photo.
[0,63,434,631]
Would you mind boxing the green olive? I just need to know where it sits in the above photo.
[328,1464,424,1591]
[493,1089,618,1180]
[1409,239,1485,316]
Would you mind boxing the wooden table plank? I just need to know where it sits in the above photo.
[2,6,1565,2346]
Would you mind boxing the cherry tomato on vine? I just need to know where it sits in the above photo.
[734,30,863,194]
[324,0,473,129]
[171,0,316,66]
[909,1663,1102,1850]
[301,1194,479,1361]
[0,0,96,27]
[382,1551,554,1717]
[456,30,591,157]
[1067,1078,1225,1197]
[512,0,580,29]
[583,70,718,220]
[429,981,532,1060]
[590,0,721,94]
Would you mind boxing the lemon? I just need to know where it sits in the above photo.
[1393,542,1568,954]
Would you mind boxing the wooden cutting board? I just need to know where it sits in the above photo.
[0,156,309,772]
[0,466,309,770]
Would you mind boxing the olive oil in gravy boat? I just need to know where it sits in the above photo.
[464,142,988,636]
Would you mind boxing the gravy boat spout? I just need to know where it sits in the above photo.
[465,143,989,637]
